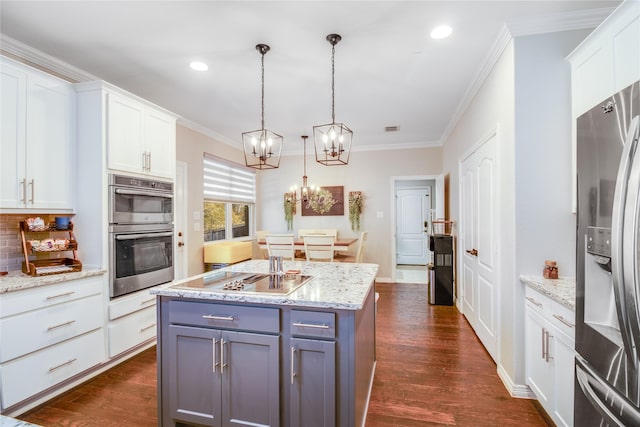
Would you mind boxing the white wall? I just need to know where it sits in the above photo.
[258,146,442,279]
[441,28,588,391]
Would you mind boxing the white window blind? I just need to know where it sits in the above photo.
[203,154,256,203]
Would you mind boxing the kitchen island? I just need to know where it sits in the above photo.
[151,260,378,427]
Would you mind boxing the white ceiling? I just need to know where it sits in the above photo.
[0,1,621,155]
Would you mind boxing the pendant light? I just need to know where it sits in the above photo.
[242,44,283,170]
[313,34,353,166]
[288,135,317,205]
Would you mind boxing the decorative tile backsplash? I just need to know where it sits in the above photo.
[0,214,72,272]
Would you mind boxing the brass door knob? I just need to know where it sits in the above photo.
[466,248,478,256]
[178,242,184,247]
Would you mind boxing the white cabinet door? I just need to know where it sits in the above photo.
[26,71,75,210]
[107,92,145,175]
[0,60,27,208]
[525,306,554,410]
[0,58,74,211]
[145,108,175,179]
[612,10,640,92]
[553,329,575,427]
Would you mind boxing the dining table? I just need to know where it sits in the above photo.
[257,237,358,252]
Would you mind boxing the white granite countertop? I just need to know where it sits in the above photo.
[0,269,106,294]
[520,275,576,311]
[151,259,378,310]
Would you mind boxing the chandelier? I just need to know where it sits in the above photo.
[313,34,353,166]
[242,44,283,170]
[288,135,316,205]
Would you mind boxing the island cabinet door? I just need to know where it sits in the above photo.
[289,338,336,427]
[168,325,222,427]
[221,331,280,427]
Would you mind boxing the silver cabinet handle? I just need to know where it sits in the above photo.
[545,329,554,362]
[140,297,156,305]
[552,314,575,328]
[142,152,147,171]
[526,296,542,307]
[541,327,546,359]
[147,152,151,172]
[28,179,35,203]
[48,358,77,372]
[202,314,235,321]
[46,290,75,300]
[292,321,329,329]
[221,339,227,373]
[47,319,76,331]
[290,346,296,384]
[20,179,27,204]
[212,338,219,373]
[140,322,156,332]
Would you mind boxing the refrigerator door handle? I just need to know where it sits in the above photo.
[576,357,640,427]
[611,115,640,368]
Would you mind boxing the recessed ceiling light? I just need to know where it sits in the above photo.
[189,61,208,71]
[430,25,452,40]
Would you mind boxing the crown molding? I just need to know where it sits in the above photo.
[440,24,512,144]
[0,33,99,83]
[177,117,242,149]
[439,6,615,144]
[506,7,617,37]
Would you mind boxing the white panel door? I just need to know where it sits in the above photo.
[396,188,430,265]
[460,134,498,361]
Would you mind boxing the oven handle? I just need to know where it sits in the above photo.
[116,232,174,240]
[114,188,173,198]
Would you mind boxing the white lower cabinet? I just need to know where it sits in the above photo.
[525,287,575,427]
[107,289,157,358]
[0,275,106,410]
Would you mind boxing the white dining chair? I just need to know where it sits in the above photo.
[335,231,367,263]
[303,235,335,262]
[265,234,295,261]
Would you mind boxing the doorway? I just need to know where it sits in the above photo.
[392,176,443,284]
[174,161,188,280]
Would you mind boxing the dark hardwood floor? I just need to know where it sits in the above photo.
[18,282,548,426]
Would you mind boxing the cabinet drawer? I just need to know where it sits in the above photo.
[169,300,279,334]
[290,310,336,339]
[0,275,104,318]
[0,328,105,409]
[108,305,157,358]
[109,288,157,320]
[525,287,575,339]
[0,294,104,363]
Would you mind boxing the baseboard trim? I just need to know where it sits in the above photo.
[497,363,536,399]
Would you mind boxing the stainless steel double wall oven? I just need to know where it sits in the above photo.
[109,174,174,298]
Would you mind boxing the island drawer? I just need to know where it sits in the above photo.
[169,300,279,333]
[290,310,336,339]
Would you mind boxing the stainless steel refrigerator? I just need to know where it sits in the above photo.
[575,80,640,426]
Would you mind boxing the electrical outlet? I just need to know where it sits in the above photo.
[193,222,200,232]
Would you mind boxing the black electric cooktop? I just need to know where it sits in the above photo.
[171,270,313,295]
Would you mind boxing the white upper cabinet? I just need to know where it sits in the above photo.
[0,57,75,212]
[107,91,176,179]
[569,2,640,116]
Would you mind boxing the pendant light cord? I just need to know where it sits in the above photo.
[331,44,335,124]
[261,51,265,130]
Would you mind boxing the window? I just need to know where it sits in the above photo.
[203,154,256,242]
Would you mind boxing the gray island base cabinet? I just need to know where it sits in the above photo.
[154,260,378,427]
